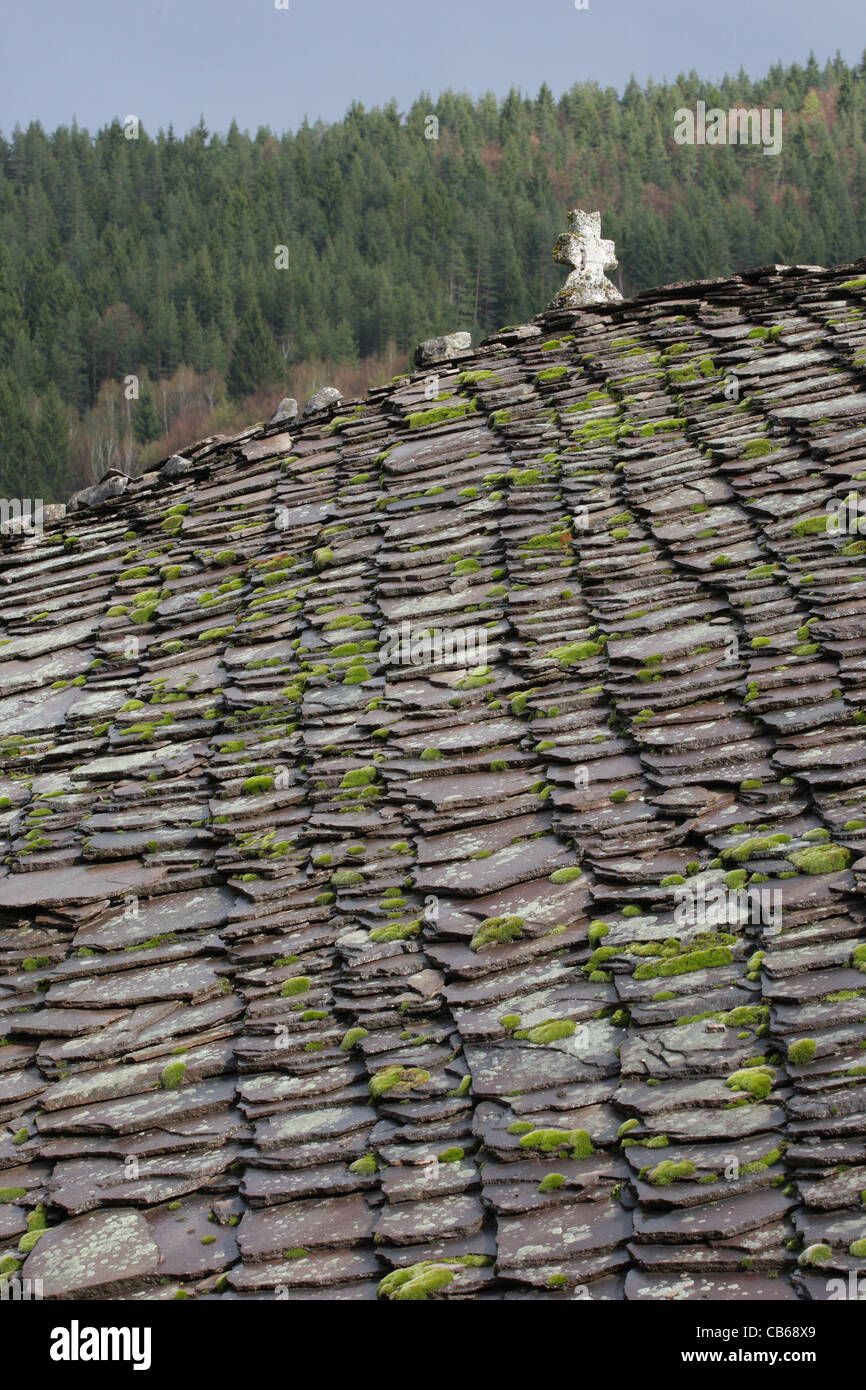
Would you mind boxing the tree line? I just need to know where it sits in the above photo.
[2,49,865,499]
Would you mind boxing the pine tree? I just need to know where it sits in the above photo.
[0,368,34,495]
[132,381,162,445]
[31,383,69,499]
[226,301,285,401]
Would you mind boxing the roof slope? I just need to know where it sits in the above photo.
[3,258,866,1300]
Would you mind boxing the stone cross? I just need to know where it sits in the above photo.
[548,209,623,309]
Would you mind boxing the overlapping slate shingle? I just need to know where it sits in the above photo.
[4,254,866,1300]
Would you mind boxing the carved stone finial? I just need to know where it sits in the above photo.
[414,331,472,368]
[548,209,622,309]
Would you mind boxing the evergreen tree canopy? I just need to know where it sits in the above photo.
[226,301,285,401]
[2,56,865,497]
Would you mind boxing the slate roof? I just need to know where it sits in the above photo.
[4,257,866,1301]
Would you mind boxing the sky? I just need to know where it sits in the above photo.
[0,0,862,137]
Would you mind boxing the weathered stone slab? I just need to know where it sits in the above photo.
[22,1207,160,1298]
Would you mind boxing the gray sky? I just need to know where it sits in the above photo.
[1,0,862,136]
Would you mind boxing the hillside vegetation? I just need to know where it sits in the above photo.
[2,50,865,499]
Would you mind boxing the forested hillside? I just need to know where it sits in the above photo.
[2,50,866,499]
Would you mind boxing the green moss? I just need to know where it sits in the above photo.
[349,1153,378,1175]
[330,869,365,887]
[24,1206,46,1234]
[787,1038,817,1065]
[17,1229,47,1254]
[240,775,274,795]
[343,665,371,685]
[369,1065,430,1099]
[789,844,852,874]
[722,833,790,863]
[0,1187,26,1203]
[378,1261,455,1300]
[791,515,831,537]
[726,1066,774,1101]
[340,765,376,788]
[549,640,603,665]
[22,956,50,971]
[634,945,732,979]
[470,914,524,952]
[457,369,499,386]
[537,1173,566,1192]
[646,1160,696,1186]
[741,438,775,458]
[518,1128,593,1159]
[726,1005,770,1027]
[369,919,421,943]
[798,1243,832,1267]
[526,1019,576,1045]
[408,402,475,430]
[159,1062,186,1089]
[724,869,748,890]
[549,866,581,883]
[438,1147,465,1164]
[587,921,610,945]
[742,1147,783,1175]
[584,945,616,976]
